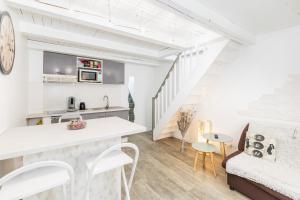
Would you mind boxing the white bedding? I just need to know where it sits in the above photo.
[226,152,300,200]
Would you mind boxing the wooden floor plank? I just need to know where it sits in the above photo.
[127,132,249,200]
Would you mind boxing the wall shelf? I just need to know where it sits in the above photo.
[43,74,77,83]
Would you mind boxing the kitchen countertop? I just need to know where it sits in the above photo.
[27,106,130,119]
[0,117,146,160]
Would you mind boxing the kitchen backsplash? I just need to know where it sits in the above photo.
[43,83,127,111]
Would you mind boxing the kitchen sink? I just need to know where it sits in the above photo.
[90,107,106,111]
[107,106,124,109]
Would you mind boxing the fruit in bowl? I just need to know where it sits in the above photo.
[67,120,87,130]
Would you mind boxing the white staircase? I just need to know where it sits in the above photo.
[152,38,230,140]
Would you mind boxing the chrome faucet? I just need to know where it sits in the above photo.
[103,95,109,109]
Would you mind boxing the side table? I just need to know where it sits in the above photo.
[203,133,233,159]
[192,143,217,176]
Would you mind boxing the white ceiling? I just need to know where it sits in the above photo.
[20,10,166,51]
[37,0,220,48]
[5,0,226,64]
[195,0,300,35]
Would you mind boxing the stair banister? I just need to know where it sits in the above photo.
[152,47,204,130]
[152,53,181,130]
[152,45,207,131]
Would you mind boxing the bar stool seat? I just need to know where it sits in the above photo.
[85,143,139,200]
[0,161,74,200]
[86,151,133,175]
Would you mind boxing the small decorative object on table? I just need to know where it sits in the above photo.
[214,134,219,139]
[67,120,87,130]
[177,106,196,153]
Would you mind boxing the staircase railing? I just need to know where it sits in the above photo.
[152,46,205,130]
[152,53,180,130]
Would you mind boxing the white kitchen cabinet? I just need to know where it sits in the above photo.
[105,111,128,120]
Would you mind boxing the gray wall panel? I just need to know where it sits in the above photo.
[43,52,77,75]
[103,60,125,84]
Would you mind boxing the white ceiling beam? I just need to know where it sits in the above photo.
[6,0,185,50]
[19,22,164,60]
[153,0,256,45]
[158,48,181,58]
[27,40,164,67]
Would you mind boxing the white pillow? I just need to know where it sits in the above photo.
[244,133,277,161]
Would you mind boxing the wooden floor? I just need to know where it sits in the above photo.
[126,132,249,200]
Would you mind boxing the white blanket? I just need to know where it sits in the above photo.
[226,153,300,200]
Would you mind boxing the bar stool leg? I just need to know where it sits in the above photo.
[122,166,131,200]
[86,177,91,200]
[193,152,199,171]
[70,178,74,200]
[210,153,217,177]
[62,184,70,200]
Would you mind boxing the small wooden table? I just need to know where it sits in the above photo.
[203,133,233,159]
[192,143,217,176]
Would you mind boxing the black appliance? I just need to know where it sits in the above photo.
[79,102,86,110]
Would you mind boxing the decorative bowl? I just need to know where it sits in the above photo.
[67,120,87,130]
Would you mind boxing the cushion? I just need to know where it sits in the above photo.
[226,152,300,200]
[244,133,277,161]
[248,121,300,168]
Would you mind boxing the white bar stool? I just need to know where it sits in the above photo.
[85,143,139,200]
[0,161,74,200]
[59,113,83,123]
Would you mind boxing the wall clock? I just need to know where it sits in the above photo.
[0,11,15,75]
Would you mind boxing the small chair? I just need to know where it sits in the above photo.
[0,161,74,200]
[192,143,217,176]
[85,143,139,200]
[59,113,83,123]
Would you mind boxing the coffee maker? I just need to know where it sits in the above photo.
[67,96,77,112]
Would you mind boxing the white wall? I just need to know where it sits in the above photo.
[43,63,156,130]
[0,2,28,134]
[194,25,300,148]
[43,84,123,110]
[0,1,28,175]
[122,63,156,129]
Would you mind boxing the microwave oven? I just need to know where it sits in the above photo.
[78,68,103,83]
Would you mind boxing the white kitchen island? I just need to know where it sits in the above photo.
[0,117,146,200]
